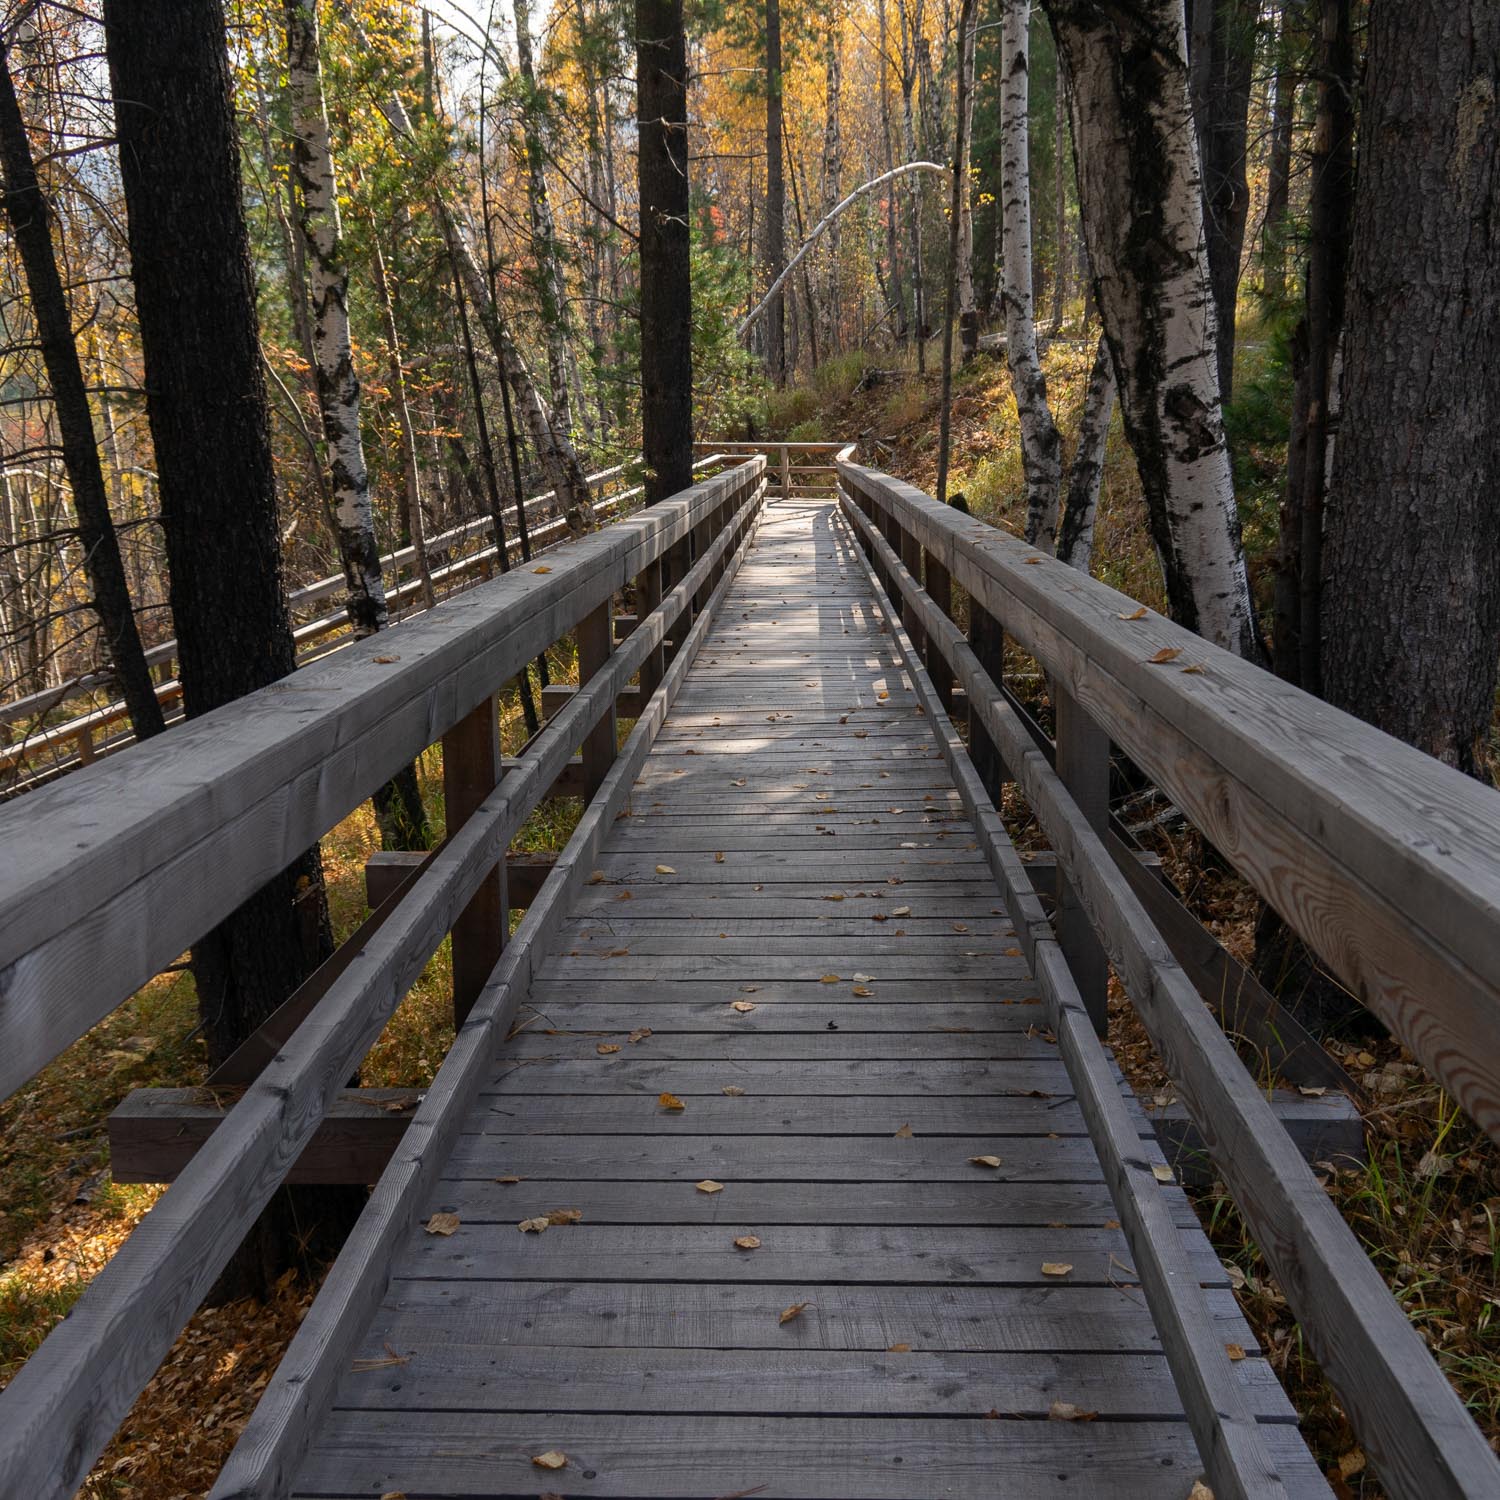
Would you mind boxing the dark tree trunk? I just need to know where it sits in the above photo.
[1262,2,1298,300]
[105,0,360,1300]
[1321,0,1500,777]
[762,0,786,385]
[0,47,164,744]
[637,0,693,503]
[1290,0,1355,697]
[1188,0,1257,403]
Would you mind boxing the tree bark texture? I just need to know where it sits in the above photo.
[1320,0,1500,776]
[285,0,387,637]
[955,5,979,363]
[636,0,693,504]
[1188,0,1257,402]
[1055,330,1116,571]
[762,0,786,384]
[514,0,576,436]
[1000,0,1063,549]
[1046,0,1259,657]
[105,0,357,1298]
[0,45,165,743]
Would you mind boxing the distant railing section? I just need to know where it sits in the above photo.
[0,457,766,1500]
[836,456,1500,1500]
[0,455,734,791]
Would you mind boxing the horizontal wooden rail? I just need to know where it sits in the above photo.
[210,488,765,1499]
[841,504,1289,1500]
[0,457,732,785]
[0,460,765,1500]
[837,465,1500,1500]
[0,459,763,1104]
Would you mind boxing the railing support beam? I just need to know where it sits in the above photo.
[442,696,506,1025]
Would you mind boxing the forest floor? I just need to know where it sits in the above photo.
[1,339,1497,1496]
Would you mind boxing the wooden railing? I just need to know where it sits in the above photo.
[836,456,1500,1500]
[0,455,732,788]
[0,457,766,1500]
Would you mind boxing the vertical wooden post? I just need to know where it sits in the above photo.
[578,600,617,801]
[925,551,953,712]
[780,443,791,500]
[1054,685,1111,1034]
[663,528,692,659]
[635,556,664,702]
[443,696,505,1025]
[898,522,925,653]
[968,601,1007,805]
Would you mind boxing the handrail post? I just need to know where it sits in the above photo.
[924,549,953,711]
[635,556,664,701]
[898,521,926,656]
[968,601,1008,804]
[578,600,617,800]
[780,443,791,499]
[442,696,506,1024]
[1054,684,1112,1034]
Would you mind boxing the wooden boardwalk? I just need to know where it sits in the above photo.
[293,496,1326,1498]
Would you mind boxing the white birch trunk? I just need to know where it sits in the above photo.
[1055,331,1116,570]
[1000,0,1063,549]
[1050,0,1258,655]
[956,5,978,361]
[285,0,387,636]
[514,0,578,438]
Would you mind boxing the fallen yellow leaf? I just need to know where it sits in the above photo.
[721,1085,746,1096]
[628,1027,652,1043]
[597,1042,621,1055]
[852,986,873,997]
[732,1000,757,1013]
[696,1179,725,1194]
[546,1207,583,1225]
[819,973,841,984]
[887,1342,911,1353]
[892,905,912,917]
[519,1217,551,1233]
[969,1155,1002,1169]
[587,870,606,884]
[658,1092,686,1110]
[1041,1262,1073,1277]
[533,565,553,574]
[823,892,846,902]
[494,1175,523,1185]
[1188,1484,1215,1500]
[780,1301,810,1324]
[1147,646,1182,664]
[1225,1342,1246,1361]
[425,1212,460,1236]
[1048,1400,1099,1422]
[734,1235,761,1250]
[1151,1164,1175,1183]
[655,864,677,874]
[531,1450,567,1469]
[1118,606,1149,620]
[714,850,725,863]
[372,654,400,664]
[894,1122,913,1139]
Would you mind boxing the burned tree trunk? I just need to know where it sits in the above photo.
[0,45,164,743]
[105,0,360,1298]
[637,0,693,504]
[1320,0,1500,776]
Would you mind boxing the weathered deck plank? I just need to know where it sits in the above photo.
[294,496,1321,1498]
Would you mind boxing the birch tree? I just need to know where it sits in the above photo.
[1045,0,1259,657]
[955,3,979,362]
[514,0,577,435]
[286,0,386,637]
[1054,332,1116,570]
[1000,0,1062,548]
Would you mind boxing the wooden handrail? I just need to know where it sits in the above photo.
[0,458,763,1102]
[837,461,1500,1500]
[0,457,765,1500]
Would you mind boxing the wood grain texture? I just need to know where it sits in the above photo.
[841,476,1492,1497]
[271,495,1321,1500]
